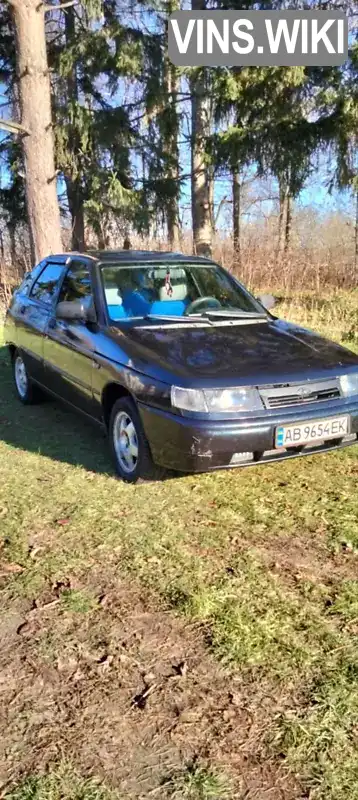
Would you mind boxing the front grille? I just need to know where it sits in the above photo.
[260,381,341,409]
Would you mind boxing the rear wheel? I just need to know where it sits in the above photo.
[109,396,166,483]
[12,350,44,405]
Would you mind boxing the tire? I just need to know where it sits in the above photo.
[108,396,166,483]
[12,350,44,405]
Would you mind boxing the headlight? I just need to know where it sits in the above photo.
[340,373,358,397]
[171,385,263,413]
[170,386,207,412]
[204,387,263,412]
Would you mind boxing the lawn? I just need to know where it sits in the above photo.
[0,292,358,800]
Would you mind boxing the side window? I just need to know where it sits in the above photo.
[58,261,93,306]
[16,260,47,297]
[30,263,64,305]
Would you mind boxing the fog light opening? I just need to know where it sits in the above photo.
[342,433,357,444]
[230,452,254,465]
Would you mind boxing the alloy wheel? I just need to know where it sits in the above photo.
[14,355,28,399]
[113,410,139,474]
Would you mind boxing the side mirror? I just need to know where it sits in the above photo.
[257,293,276,312]
[56,298,96,323]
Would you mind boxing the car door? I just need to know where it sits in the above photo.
[43,258,100,419]
[16,261,66,385]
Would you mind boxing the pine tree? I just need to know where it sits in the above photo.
[50,0,157,249]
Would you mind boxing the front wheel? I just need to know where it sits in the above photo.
[108,397,166,483]
[12,350,43,405]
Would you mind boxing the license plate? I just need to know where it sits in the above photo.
[275,415,349,448]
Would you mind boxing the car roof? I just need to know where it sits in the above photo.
[47,250,216,266]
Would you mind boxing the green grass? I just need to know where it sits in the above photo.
[166,763,231,799]
[273,656,358,800]
[181,555,340,677]
[1,294,358,798]
[59,588,99,613]
[5,763,229,800]
[276,290,358,352]
[5,763,120,800]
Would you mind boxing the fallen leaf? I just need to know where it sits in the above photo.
[223,707,236,722]
[172,660,188,678]
[56,518,70,526]
[30,599,60,614]
[52,578,71,596]
[131,683,158,710]
[0,562,24,574]
[29,546,44,560]
[228,691,242,707]
[97,654,114,672]
[99,593,108,606]
[143,671,156,684]
[17,621,31,636]
[56,654,78,673]
[73,668,86,681]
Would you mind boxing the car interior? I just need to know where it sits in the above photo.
[101,262,258,320]
[103,266,193,320]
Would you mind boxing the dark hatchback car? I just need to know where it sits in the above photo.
[4,249,358,482]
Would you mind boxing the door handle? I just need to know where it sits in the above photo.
[20,305,26,315]
[48,318,57,329]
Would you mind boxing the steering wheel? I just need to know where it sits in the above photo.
[184,296,221,316]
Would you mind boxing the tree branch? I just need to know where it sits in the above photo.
[0,118,29,136]
[43,0,78,11]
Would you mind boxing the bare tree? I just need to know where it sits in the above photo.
[1,0,63,263]
[277,177,291,257]
[232,169,241,266]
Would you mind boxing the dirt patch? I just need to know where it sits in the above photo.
[250,533,358,587]
[0,571,301,799]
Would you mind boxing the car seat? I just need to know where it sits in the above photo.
[105,286,127,320]
[150,268,188,316]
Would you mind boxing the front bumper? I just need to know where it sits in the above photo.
[139,399,358,472]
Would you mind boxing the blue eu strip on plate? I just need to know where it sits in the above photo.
[276,427,284,447]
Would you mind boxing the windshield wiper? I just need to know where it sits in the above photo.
[200,309,268,320]
[143,314,213,324]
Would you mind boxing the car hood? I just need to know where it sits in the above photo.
[110,318,358,387]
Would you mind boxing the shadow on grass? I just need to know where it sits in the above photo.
[0,346,113,475]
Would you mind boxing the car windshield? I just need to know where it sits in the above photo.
[100,262,265,322]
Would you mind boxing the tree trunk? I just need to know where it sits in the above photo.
[277,180,292,257]
[354,188,358,280]
[64,4,85,251]
[8,224,16,265]
[277,182,286,256]
[232,168,241,266]
[208,163,214,234]
[284,190,292,254]
[190,0,212,258]
[191,68,212,258]
[64,175,85,252]
[11,0,62,263]
[165,58,180,250]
